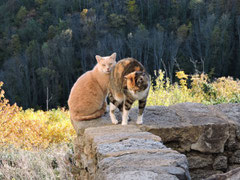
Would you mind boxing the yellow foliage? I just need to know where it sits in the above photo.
[211,76,240,103]
[147,70,194,106]
[147,71,240,106]
[0,82,75,150]
[190,73,209,102]
[80,9,88,17]
[176,71,188,79]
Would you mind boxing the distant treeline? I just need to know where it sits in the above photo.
[0,0,240,109]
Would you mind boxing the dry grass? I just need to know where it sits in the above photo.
[0,144,75,180]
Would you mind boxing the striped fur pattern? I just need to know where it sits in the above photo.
[108,58,150,125]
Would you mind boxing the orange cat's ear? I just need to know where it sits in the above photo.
[111,52,117,60]
[95,55,101,63]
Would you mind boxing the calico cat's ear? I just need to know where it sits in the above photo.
[111,52,117,60]
[124,73,134,81]
[95,55,101,63]
[124,74,131,80]
[125,73,136,87]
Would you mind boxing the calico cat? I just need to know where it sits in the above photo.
[108,58,150,125]
[68,53,116,125]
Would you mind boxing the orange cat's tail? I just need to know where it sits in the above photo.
[71,103,107,121]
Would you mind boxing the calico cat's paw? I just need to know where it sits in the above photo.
[136,121,143,125]
[111,118,119,125]
[121,121,128,125]
[112,120,118,125]
[136,115,143,125]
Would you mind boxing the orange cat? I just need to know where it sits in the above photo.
[68,53,116,124]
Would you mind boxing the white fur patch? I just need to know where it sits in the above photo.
[110,103,118,124]
[136,114,143,125]
[122,106,129,125]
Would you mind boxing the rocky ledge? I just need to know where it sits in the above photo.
[71,102,240,180]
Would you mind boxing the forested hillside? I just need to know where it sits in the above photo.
[0,0,240,109]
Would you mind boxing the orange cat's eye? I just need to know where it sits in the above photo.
[109,63,112,65]
[102,64,106,66]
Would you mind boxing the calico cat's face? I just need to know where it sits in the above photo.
[96,53,116,74]
[125,71,149,92]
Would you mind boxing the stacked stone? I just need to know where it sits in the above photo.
[73,125,190,180]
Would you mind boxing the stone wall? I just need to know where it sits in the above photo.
[140,103,240,179]
[71,102,240,180]
[73,125,190,180]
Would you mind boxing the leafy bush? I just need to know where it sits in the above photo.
[147,71,240,106]
[147,70,194,106]
[0,82,75,150]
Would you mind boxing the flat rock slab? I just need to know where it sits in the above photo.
[140,103,240,153]
[77,125,190,180]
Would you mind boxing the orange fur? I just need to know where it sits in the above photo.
[134,66,141,71]
[115,92,124,100]
[68,53,116,121]
[125,72,140,92]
